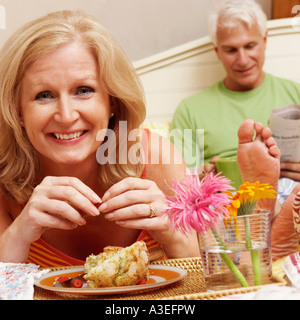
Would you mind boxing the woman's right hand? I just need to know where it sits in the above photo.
[13,176,102,244]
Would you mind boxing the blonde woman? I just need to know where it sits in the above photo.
[0,10,199,267]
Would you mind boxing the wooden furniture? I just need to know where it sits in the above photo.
[272,0,300,19]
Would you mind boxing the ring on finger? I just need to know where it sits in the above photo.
[148,203,156,218]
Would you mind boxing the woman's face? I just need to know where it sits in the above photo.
[20,40,111,168]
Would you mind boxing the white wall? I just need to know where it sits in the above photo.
[0,0,271,61]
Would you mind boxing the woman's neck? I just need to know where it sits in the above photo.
[37,157,100,191]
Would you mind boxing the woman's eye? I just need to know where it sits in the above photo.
[35,91,52,101]
[76,86,94,96]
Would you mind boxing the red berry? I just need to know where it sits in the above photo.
[138,278,147,285]
[73,279,83,288]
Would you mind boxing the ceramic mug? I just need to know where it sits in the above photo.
[215,157,242,190]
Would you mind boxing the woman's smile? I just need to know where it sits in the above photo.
[50,130,88,142]
[52,131,85,140]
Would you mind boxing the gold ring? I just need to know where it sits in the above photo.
[148,203,156,218]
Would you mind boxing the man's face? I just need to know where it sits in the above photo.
[214,21,267,91]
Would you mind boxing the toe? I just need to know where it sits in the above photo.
[238,119,255,144]
[269,145,280,159]
[261,126,272,140]
[253,122,265,141]
[254,122,264,135]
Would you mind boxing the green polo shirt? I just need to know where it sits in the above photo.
[169,73,300,168]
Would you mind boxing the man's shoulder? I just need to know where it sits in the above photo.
[180,82,222,107]
[268,73,300,88]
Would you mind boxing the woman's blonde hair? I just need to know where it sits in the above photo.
[0,10,146,203]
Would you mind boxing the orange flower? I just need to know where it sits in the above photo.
[226,181,276,218]
[225,191,240,218]
[224,181,276,235]
[224,191,241,238]
[238,181,276,200]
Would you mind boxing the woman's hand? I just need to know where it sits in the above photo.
[99,176,199,258]
[99,177,170,236]
[14,176,102,244]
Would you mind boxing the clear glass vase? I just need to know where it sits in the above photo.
[198,209,272,291]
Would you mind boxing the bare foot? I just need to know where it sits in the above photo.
[237,119,280,217]
[272,185,300,261]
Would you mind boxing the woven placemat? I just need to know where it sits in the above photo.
[33,257,287,300]
[162,279,287,300]
[33,257,206,300]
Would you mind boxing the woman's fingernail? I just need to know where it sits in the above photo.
[94,202,102,209]
[92,193,102,203]
[90,206,100,216]
[79,218,86,226]
[99,202,108,212]
[102,192,110,202]
[105,213,114,220]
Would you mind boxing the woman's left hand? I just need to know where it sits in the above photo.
[98,177,170,235]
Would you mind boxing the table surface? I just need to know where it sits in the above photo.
[33,257,287,300]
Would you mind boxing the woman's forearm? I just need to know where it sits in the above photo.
[151,227,200,259]
[0,224,30,263]
[164,231,199,258]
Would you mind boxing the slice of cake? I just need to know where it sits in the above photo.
[84,241,149,287]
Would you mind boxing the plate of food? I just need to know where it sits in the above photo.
[34,241,187,295]
[34,265,187,295]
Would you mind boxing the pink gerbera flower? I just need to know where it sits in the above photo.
[165,169,233,235]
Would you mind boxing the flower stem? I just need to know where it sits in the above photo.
[251,250,261,285]
[212,229,249,287]
[244,217,262,285]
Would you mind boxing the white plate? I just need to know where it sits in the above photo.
[34,265,187,295]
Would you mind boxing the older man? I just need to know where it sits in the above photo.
[170,0,300,179]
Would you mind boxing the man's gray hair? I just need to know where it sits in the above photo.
[208,0,267,45]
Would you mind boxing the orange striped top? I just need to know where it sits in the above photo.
[26,129,164,268]
[26,230,162,268]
